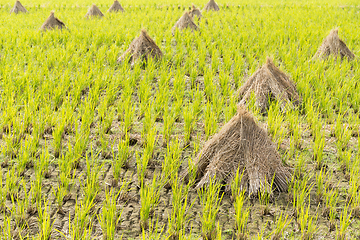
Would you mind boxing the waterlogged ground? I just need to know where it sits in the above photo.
[1,0,360,239]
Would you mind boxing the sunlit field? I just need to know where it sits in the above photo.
[1,0,360,239]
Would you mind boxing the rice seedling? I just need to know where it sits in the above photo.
[161,138,182,187]
[183,103,195,143]
[37,200,53,240]
[258,175,275,216]
[60,199,95,240]
[267,102,286,149]
[336,205,352,240]
[290,175,313,218]
[5,167,19,200]
[313,131,326,170]
[167,173,194,239]
[140,174,162,230]
[323,186,340,232]
[234,190,249,240]
[199,178,224,240]
[0,168,5,212]
[298,203,318,240]
[98,188,123,240]
[82,156,102,206]
[270,212,292,240]
[2,214,12,239]
[112,134,131,183]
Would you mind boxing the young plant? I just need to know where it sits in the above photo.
[0,168,5,212]
[258,175,275,216]
[183,103,195,144]
[199,178,224,240]
[336,205,351,240]
[82,156,102,206]
[161,138,183,188]
[298,203,318,240]
[98,188,123,240]
[313,131,325,170]
[167,174,194,239]
[234,190,249,239]
[112,134,131,185]
[139,174,162,230]
[37,200,53,240]
[270,212,292,240]
[204,102,217,140]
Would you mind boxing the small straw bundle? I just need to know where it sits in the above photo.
[40,11,66,31]
[10,0,27,14]
[172,11,199,33]
[239,58,300,113]
[183,107,291,196]
[117,29,163,65]
[85,4,104,18]
[313,28,355,61]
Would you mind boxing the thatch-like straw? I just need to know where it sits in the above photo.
[108,0,124,12]
[40,11,66,31]
[313,28,355,61]
[85,4,104,18]
[183,107,291,196]
[189,4,202,19]
[239,58,300,113]
[203,0,220,11]
[172,11,199,33]
[117,29,163,65]
[10,0,27,14]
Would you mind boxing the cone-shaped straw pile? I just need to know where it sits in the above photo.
[239,58,300,113]
[108,0,124,12]
[313,29,355,61]
[85,4,104,18]
[117,29,163,65]
[189,4,202,19]
[173,12,199,33]
[203,0,220,11]
[10,0,27,14]
[40,11,66,31]
[183,107,291,196]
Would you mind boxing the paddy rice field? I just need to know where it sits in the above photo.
[1,0,360,239]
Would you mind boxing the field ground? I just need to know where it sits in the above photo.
[1,0,360,239]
